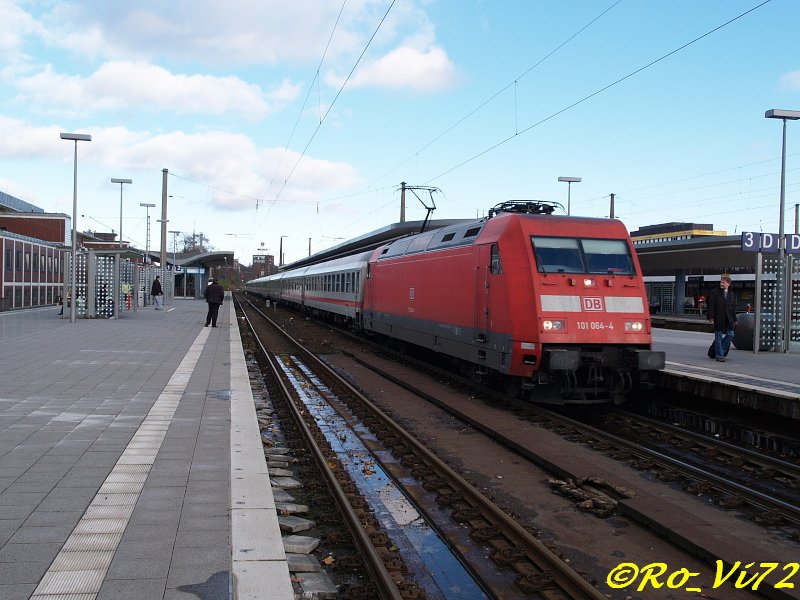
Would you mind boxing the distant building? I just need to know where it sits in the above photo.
[631,222,727,245]
[1,193,70,310]
[252,253,276,277]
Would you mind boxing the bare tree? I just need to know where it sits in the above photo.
[181,232,214,256]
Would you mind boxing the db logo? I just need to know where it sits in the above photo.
[582,297,604,311]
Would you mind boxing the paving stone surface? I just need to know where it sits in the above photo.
[0,300,294,599]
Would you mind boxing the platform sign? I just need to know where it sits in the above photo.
[788,234,800,254]
[741,232,778,253]
[741,231,760,252]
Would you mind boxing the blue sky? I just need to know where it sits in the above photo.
[0,0,798,266]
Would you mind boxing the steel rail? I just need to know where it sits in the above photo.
[617,408,800,478]
[235,294,607,600]
[235,296,403,600]
[543,408,800,525]
[345,347,800,526]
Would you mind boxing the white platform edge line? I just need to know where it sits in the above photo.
[663,364,799,400]
[228,300,293,600]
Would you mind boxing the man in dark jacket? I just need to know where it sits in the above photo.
[706,275,737,362]
[204,278,225,327]
[151,275,164,310]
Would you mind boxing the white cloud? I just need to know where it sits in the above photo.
[16,60,298,119]
[36,0,395,66]
[0,0,45,59]
[325,45,458,92]
[779,71,800,92]
[0,117,361,211]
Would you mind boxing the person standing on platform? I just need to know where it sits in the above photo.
[121,281,132,310]
[707,275,737,362]
[204,278,224,327]
[151,275,164,310]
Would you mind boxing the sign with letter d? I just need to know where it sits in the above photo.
[788,234,800,255]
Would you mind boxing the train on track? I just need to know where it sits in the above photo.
[246,201,664,404]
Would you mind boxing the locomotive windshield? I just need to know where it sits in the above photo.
[531,236,634,275]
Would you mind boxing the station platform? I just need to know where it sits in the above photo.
[0,299,294,600]
[652,327,800,419]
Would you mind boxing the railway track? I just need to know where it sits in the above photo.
[236,293,606,600]
[238,293,800,598]
[343,346,800,530]
[595,409,800,522]
[295,301,800,532]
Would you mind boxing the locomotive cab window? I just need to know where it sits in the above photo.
[531,236,634,275]
[583,239,634,275]
[531,237,583,273]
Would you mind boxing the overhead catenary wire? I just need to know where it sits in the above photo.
[307,0,622,219]
[369,0,624,188]
[262,0,349,204]
[423,0,772,184]
[263,0,397,213]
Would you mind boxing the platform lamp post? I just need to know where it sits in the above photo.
[110,178,132,248]
[60,132,92,323]
[557,176,581,216]
[140,203,156,263]
[765,109,800,352]
[279,235,287,267]
[157,219,168,267]
[168,230,180,268]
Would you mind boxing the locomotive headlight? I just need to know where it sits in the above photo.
[543,319,566,331]
[583,278,595,287]
[624,320,644,332]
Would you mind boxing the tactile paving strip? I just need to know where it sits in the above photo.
[29,328,210,599]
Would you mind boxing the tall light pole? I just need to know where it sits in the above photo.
[168,230,181,298]
[558,176,581,216]
[60,132,92,323]
[157,219,168,264]
[168,230,180,268]
[279,235,287,266]
[765,109,800,352]
[140,203,156,263]
[110,178,132,248]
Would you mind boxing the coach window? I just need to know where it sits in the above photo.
[16,250,22,271]
[33,252,38,273]
[4,249,11,271]
[25,252,30,272]
[490,244,502,274]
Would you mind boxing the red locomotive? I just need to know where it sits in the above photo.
[247,201,664,403]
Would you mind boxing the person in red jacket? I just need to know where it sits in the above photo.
[203,278,225,327]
